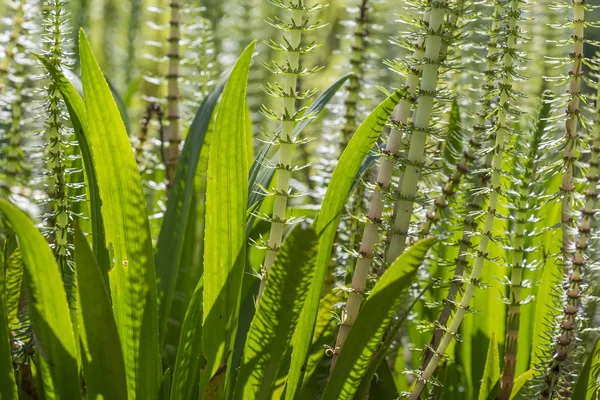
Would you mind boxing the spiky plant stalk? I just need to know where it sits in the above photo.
[420,0,502,369]
[258,0,323,299]
[330,6,435,371]
[386,0,449,263]
[538,2,586,395]
[165,0,181,188]
[340,0,370,147]
[498,93,551,399]
[0,0,25,95]
[410,0,523,396]
[42,0,72,278]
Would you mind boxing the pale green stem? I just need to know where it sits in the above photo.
[387,4,447,263]
[329,10,431,372]
[259,9,303,299]
[0,0,25,95]
[410,1,518,396]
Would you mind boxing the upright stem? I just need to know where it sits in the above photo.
[0,0,25,95]
[386,2,448,263]
[420,1,501,370]
[410,0,520,396]
[329,9,432,372]
[540,2,585,396]
[166,0,182,188]
[499,95,550,399]
[258,4,306,299]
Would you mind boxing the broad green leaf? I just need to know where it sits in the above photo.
[510,369,535,400]
[286,91,402,400]
[369,361,399,400]
[478,332,500,400]
[5,248,23,328]
[234,226,319,399]
[572,336,600,400]
[0,200,79,399]
[0,243,17,399]
[74,225,127,400]
[79,30,159,399]
[200,41,256,393]
[155,73,229,344]
[35,53,108,275]
[322,238,433,400]
[170,280,204,400]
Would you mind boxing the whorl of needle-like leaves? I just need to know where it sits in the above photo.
[410,0,525,396]
[257,0,325,299]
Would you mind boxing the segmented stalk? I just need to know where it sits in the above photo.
[499,94,551,399]
[258,0,323,299]
[3,65,26,198]
[43,0,72,277]
[386,1,448,263]
[0,0,25,94]
[166,0,181,188]
[539,2,586,396]
[410,0,521,396]
[420,0,502,369]
[340,0,370,147]
[329,7,432,371]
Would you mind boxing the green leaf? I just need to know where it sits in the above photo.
[34,53,109,275]
[234,226,319,399]
[74,224,128,400]
[200,41,256,393]
[5,248,23,328]
[0,243,17,399]
[170,280,204,400]
[286,90,402,400]
[155,73,229,344]
[79,30,160,399]
[0,200,79,399]
[510,369,534,400]
[572,336,600,400]
[479,332,500,400]
[323,238,433,400]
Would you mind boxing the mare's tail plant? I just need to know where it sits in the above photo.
[257,0,324,298]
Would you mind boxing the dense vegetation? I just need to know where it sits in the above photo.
[1,0,600,399]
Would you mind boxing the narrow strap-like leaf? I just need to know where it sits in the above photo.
[200,41,256,393]
[79,30,160,399]
[234,226,319,399]
[322,238,433,400]
[74,224,127,400]
[0,244,17,399]
[572,336,600,400]
[0,200,80,399]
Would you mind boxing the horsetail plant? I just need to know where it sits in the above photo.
[537,1,590,395]
[410,0,525,396]
[165,0,181,187]
[329,4,431,370]
[257,0,324,298]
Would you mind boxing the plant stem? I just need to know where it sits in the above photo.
[259,6,304,299]
[166,0,182,188]
[540,2,585,396]
[386,2,448,263]
[0,0,25,95]
[410,0,520,396]
[329,9,432,372]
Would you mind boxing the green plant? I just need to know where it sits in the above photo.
[1,0,600,399]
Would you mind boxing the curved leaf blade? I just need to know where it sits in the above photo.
[285,91,402,400]
[155,73,229,344]
[572,336,600,400]
[0,200,80,399]
[322,238,433,400]
[200,41,256,392]
[0,244,17,399]
[79,30,159,399]
[74,225,128,400]
[234,226,319,399]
